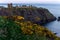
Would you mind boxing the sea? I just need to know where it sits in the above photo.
[0,3,60,37]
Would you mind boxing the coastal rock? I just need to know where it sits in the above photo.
[0,7,56,24]
[57,17,60,21]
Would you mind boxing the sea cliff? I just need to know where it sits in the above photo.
[0,6,56,25]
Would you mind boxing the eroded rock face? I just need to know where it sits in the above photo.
[57,17,60,21]
[0,7,56,24]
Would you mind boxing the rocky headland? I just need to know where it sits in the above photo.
[0,3,56,25]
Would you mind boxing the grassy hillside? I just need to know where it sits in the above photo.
[0,16,59,40]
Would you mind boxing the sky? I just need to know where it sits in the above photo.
[0,0,60,4]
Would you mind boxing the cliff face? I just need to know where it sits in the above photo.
[36,8,56,24]
[0,7,56,24]
[16,7,56,24]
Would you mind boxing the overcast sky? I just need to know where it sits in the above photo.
[0,0,60,4]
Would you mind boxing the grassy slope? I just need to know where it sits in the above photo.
[0,16,59,40]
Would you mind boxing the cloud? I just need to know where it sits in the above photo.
[0,0,60,4]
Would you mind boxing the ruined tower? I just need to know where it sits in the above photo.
[8,3,12,9]
[8,3,13,16]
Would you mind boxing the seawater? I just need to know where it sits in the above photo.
[36,4,60,37]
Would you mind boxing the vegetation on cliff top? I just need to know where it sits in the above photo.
[0,16,59,40]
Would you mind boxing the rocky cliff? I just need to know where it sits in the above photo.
[0,7,56,24]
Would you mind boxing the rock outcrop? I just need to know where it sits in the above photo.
[0,7,56,24]
[57,17,60,21]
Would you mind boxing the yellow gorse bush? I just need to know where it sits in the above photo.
[17,16,24,20]
[20,21,33,35]
[2,16,60,40]
[12,16,24,21]
[15,21,54,37]
[21,26,33,34]
[14,20,57,38]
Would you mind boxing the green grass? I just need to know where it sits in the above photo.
[0,16,59,40]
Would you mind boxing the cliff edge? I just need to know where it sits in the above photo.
[0,6,56,24]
